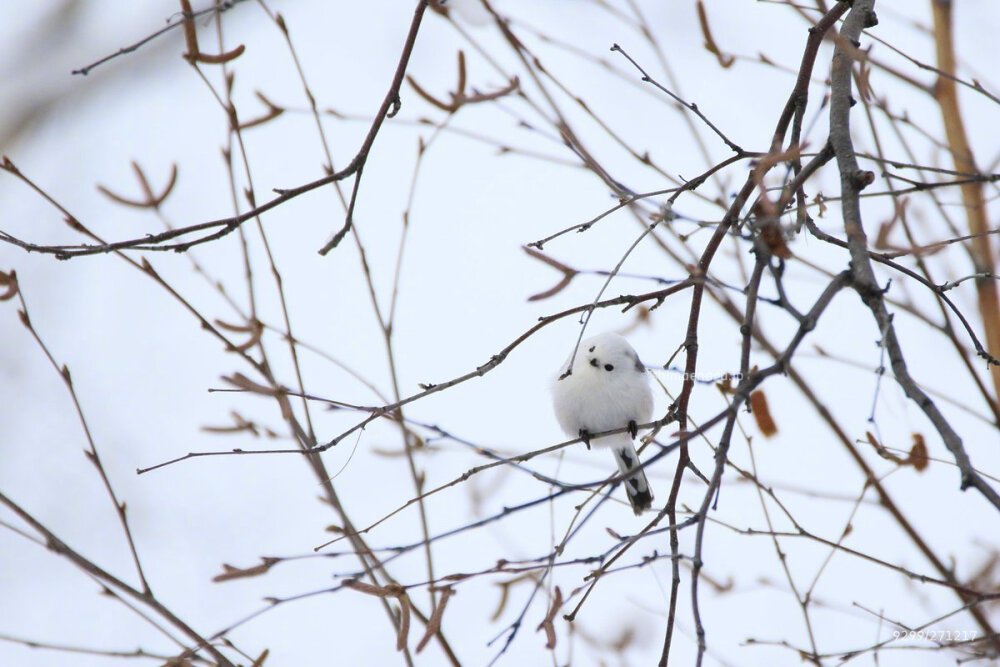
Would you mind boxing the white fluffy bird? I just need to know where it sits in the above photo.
[552,332,655,514]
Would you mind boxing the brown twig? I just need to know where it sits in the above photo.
[0,491,235,666]
[317,0,430,254]
[14,287,153,596]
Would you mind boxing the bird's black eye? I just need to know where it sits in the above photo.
[604,363,614,371]
[589,358,599,367]
[588,346,596,353]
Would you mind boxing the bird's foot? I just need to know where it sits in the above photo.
[627,420,638,439]
[579,429,592,450]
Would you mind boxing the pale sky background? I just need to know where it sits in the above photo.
[1,1,999,666]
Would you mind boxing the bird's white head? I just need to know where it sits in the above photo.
[558,331,646,380]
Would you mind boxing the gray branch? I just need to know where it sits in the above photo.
[829,0,1000,511]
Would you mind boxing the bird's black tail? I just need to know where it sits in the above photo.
[613,443,653,515]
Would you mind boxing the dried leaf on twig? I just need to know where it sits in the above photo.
[697,1,734,68]
[0,269,19,301]
[536,586,563,650]
[213,557,279,582]
[908,433,929,471]
[416,587,455,652]
[749,390,777,437]
[522,246,578,301]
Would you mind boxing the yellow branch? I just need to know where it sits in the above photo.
[931,0,1000,405]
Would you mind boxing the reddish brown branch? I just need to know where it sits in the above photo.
[317,0,431,255]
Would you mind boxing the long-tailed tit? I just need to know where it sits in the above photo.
[552,332,654,514]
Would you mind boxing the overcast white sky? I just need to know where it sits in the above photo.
[1,1,999,666]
